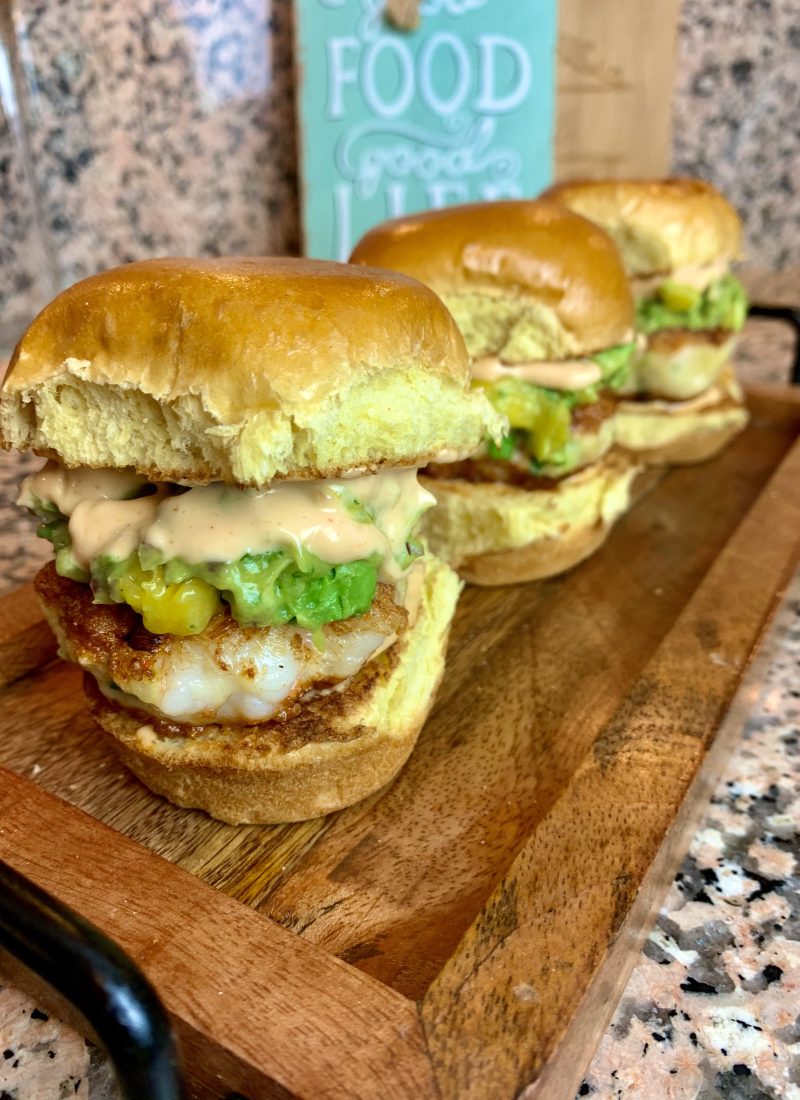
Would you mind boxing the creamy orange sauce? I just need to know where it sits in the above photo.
[21,465,434,583]
[17,463,149,514]
[632,260,731,300]
[69,496,166,565]
[471,356,602,390]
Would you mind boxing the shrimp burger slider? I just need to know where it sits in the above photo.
[1,257,503,824]
[351,201,641,586]
[541,178,749,463]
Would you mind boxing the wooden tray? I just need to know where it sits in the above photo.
[0,384,798,1100]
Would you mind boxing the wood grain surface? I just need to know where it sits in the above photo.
[0,386,797,1099]
[0,581,55,689]
[555,0,681,179]
[264,390,800,991]
[422,393,800,1100]
[0,769,436,1100]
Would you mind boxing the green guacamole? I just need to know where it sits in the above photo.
[485,341,635,471]
[95,549,380,632]
[636,274,748,336]
[31,502,410,633]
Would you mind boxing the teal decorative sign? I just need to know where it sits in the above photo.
[293,0,557,260]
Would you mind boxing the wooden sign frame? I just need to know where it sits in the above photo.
[0,384,798,1100]
[555,0,681,180]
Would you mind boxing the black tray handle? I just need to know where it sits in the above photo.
[747,303,800,385]
[0,858,185,1100]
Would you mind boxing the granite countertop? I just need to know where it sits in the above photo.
[0,269,798,1098]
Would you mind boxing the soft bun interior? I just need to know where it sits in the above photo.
[614,370,748,464]
[419,451,641,582]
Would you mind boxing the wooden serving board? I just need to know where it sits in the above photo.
[0,385,798,1100]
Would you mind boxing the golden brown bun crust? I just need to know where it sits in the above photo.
[87,677,422,826]
[458,515,611,586]
[6,257,466,401]
[1,258,502,484]
[350,201,634,353]
[40,552,461,824]
[540,178,742,275]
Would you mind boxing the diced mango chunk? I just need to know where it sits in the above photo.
[116,559,222,636]
[658,280,702,312]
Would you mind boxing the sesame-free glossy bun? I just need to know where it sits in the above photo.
[0,257,502,485]
[351,201,634,361]
[540,178,742,276]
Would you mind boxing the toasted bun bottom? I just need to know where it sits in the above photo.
[84,554,461,824]
[615,393,748,465]
[457,516,611,586]
[419,451,642,586]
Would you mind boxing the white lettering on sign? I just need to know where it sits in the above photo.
[334,182,352,263]
[418,33,471,115]
[476,35,532,113]
[386,182,407,216]
[313,0,543,258]
[420,0,490,14]
[336,117,522,201]
[330,33,531,121]
[427,180,469,206]
[327,36,360,119]
[362,38,415,118]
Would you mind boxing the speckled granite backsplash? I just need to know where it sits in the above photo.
[672,0,800,269]
[0,0,299,338]
[1,0,798,343]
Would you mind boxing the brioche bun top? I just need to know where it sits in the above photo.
[1,257,503,485]
[350,200,634,360]
[540,178,743,276]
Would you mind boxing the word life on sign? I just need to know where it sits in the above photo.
[293,0,557,260]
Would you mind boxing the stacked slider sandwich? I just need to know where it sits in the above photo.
[351,200,642,586]
[1,257,502,823]
[541,178,749,464]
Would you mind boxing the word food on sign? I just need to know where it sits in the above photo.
[294,0,557,259]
